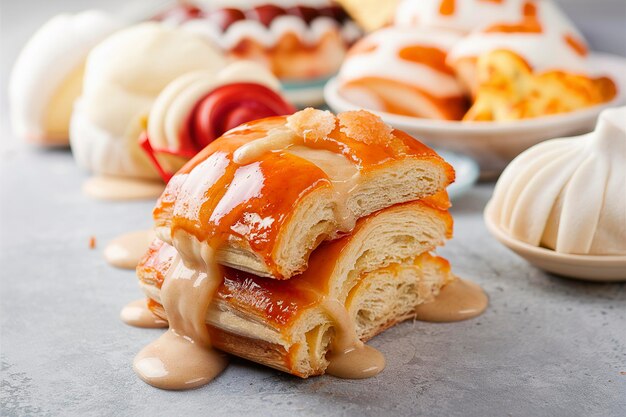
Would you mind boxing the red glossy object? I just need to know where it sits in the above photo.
[141,83,296,183]
[210,8,246,31]
[248,5,286,27]
[287,6,318,24]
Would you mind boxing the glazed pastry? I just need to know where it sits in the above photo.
[124,109,486,389]
[138,200,455,377]
[461,50,617,121]
[142,61,296,181]
[9,11,121,145]
[156,0,361,82]
[489,106,626,255]
[394,0,528,34]
[447,1,617,119]
[153,108,455,279]
[70,23,227,180]
[337,27,467,120]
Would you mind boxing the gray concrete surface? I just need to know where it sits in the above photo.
[1,1,625,416]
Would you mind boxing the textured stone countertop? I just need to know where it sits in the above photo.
[2,143,625,417]
[1,1,625,416]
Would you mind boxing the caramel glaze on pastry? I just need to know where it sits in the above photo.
[153,108,455,279]
[121,109,482,389]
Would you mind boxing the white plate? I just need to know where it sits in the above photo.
[437,150,479,201]
[484,203,626,282]
[325,52,626,178]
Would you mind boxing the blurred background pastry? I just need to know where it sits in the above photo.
[448,0,617,120]
[156,0,361,84]
[337,27,467,120]
[488,106,626,256]
[331,0,619,124]
[9,10,122,146]
[70,23,226,182]
[69,23,294,199]
[394,0,529,34]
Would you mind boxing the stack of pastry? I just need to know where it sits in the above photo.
[128,108,486,388]
[337,0,617,122]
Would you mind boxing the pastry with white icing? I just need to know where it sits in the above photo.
[156,0,361,82]
[70,23,227,180]
[489,106,626,255]
[447,1,617,119]
[394,0,528,34]
[337,27,467,120]
[9,11,122,146]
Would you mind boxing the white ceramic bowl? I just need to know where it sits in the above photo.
[484,203,626,282]
[325,52,626,178]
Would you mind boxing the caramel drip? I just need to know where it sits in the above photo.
[564,34,588,57]
[104,230,156,270]
[398,45,456,76]
[323,299,385,379]
[120,299,168,328]
[523,1,537,17]
[133,247,228,390]
[83,176,164,201]
[414,278,488,322]
[439,0,455,16]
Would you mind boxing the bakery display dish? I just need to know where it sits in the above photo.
[9,10,122,146]
[70,23,294,200]
[156,0,361,106]
[327,53,626,176]
[122,108,487,388]
[327,0,625,174]
[485,106,626,281]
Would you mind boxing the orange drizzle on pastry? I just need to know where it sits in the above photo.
[485,1,542,34]
[341,76,469,120]
[398,45,456,76]
[155,115,445,275]
[439,0,455,16]
[564,33,588,57]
